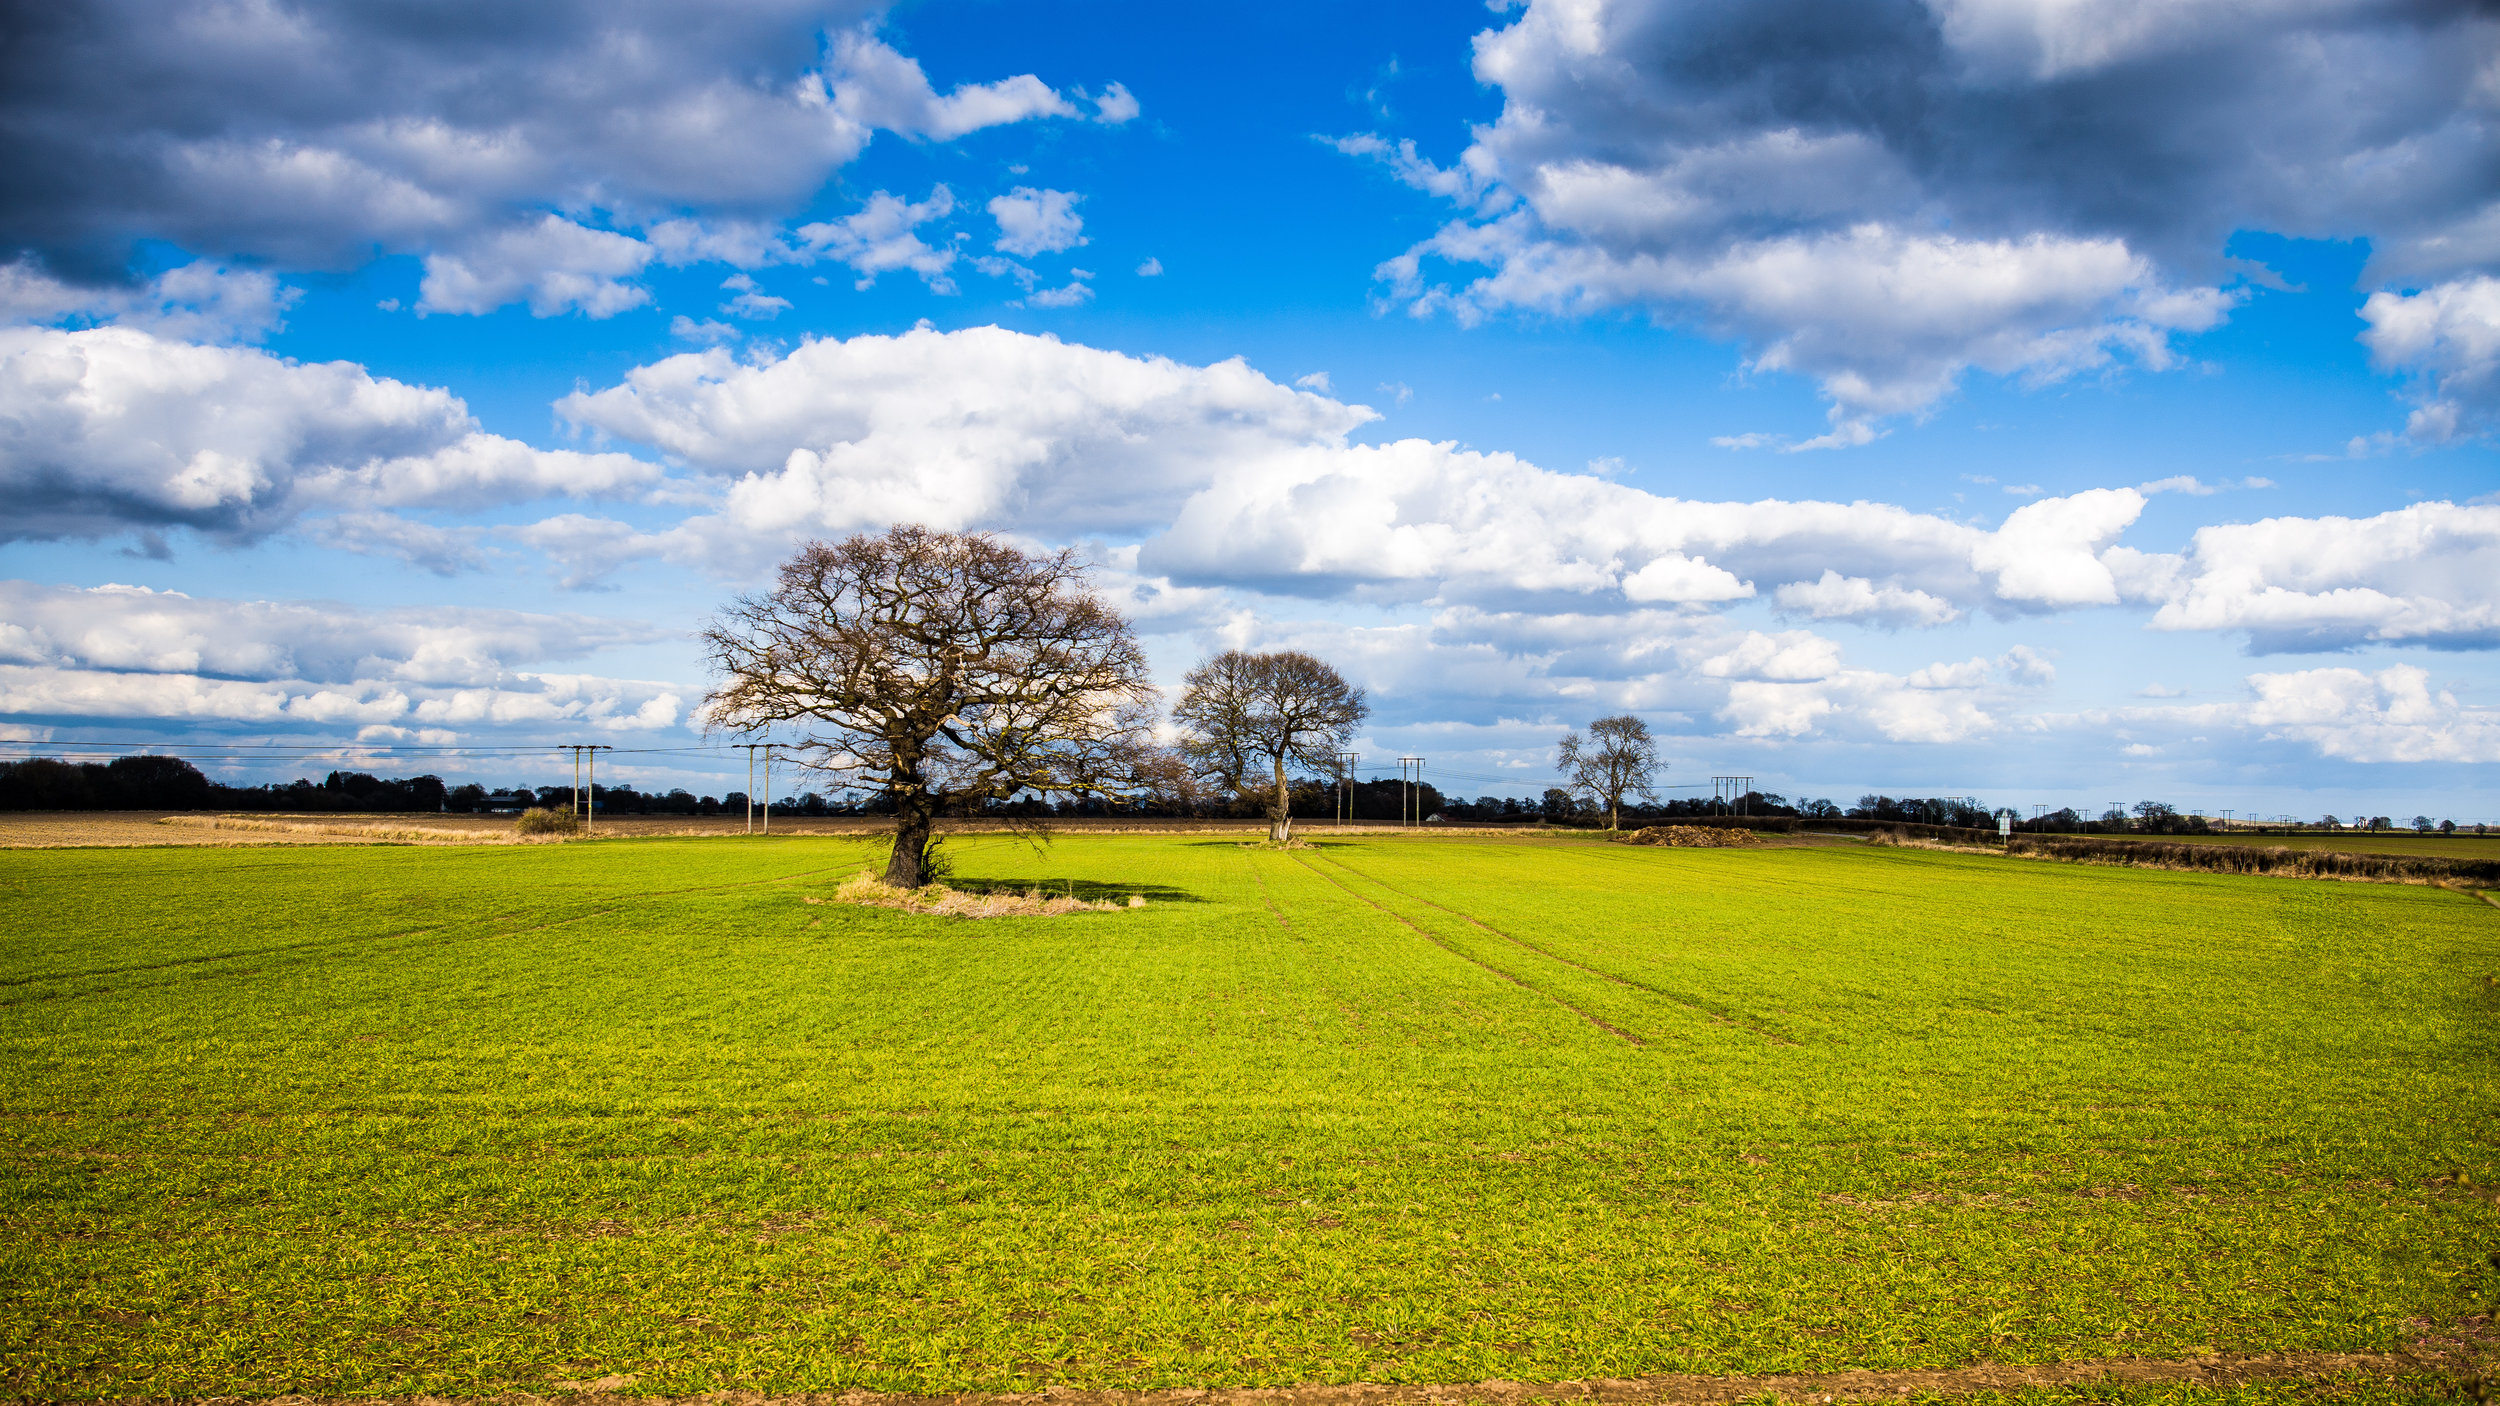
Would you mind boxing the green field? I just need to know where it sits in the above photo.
[3,833,2496,1399]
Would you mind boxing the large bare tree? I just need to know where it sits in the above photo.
[1558,714,1663,830]
[701,526,1158,887]
[1172,649,1368,843]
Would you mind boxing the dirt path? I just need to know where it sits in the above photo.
[93,1347,2490,1406]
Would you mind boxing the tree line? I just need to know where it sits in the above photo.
[6,530,2483,865]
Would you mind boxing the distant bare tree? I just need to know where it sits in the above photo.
[1172,649,1368,843]
[1558,715,1662,830]
[701,526,1157,887]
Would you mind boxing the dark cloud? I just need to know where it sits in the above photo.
[1361,0,2500,430]
[0,0,1089,300]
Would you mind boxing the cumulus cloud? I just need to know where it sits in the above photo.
[304,513,488,576]
[1,259,298,342]
[822,27,1078,140]
[989,187,1087,257]
[1348,0,2500,433]
[416,216,654,318]
[2239,664,2500,763]
[0,580,685,749]
[555,325,1373,552]
[2139,501,2500,651]
[797,187,961,290]
[717,274,792,320]
[543,324,2213,618]
[2360,275,2500,442]
[0,5,1108,314]
[0,581,666,688]
[0,326,658,542]
[1773,569,1962,627]
[0,662,682,738]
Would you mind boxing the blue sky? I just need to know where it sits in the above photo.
[2,0,2497,820]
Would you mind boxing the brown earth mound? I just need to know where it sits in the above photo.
[1623,825,1766,848]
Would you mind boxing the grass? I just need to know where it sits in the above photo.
[1,832,2496,1399]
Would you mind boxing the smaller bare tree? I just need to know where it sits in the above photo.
[1172,649,1368,843]
[1558,715,1663,830]
[701,526,1157,887]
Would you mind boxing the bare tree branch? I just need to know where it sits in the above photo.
[1172,649,1368,843]
[700,525,1157,885]
[1558,715,1663,831]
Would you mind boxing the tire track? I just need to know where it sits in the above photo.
[1236,851,1292,931]
[1309,848,1799,1046]
[1284,852,1642,1047]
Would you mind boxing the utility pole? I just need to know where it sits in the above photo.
[1335,751,1359,827]
[762,745,773,835]
[562,745,613,834]
[736,743,770,834]
[1711,776,1755,819]
[1398,757,1424,828]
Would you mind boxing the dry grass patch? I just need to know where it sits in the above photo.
[154,815,533,845]
[809,869,1137,918]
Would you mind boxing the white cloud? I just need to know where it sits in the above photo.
[1088,83,1141,125]
[0,259,299,343]
[718,273,791,320]
[1969,487,2144,607]
[1026,275,1095,308]
[304,512,487,576]
[2238,664,2500,763]
[1136,256,1164,277]
[553,326,1374,565]
[417,216,654,318]
[0,581,665,688]
[823,29,1079,141]
[0,662,682,737]
[797,187,960,291]
[549,326,2219,623]
[1772,569,1962,627]
[2141,501,2500,651]
[0,325,658,542]
[989,187,1087,257]
[2360,275,2500,442]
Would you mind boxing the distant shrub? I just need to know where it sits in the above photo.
[513,807,580,837]
[2007,834,2500,885]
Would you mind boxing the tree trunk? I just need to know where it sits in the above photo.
[1609,796,1620,831]
[1269,752,1292,844]
[885,805,937,887]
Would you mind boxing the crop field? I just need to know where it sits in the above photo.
[2,832,2496,1401]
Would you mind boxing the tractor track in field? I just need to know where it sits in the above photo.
[1307,851,1799,1047]
[85,1346,2495,1406]
[1284,852,1644,1047]
[1235,850,1293,932]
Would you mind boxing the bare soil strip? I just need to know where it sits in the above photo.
[90,1348,2487,1406]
